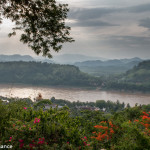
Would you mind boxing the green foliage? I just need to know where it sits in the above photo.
[34,99,52,109]
[0,99,150,149]
[0,100,87,149]
[0,60,150,92]
[96,100,106,109]
[0,0,74,58]
[0,61,102,87]
[100,60,150,92]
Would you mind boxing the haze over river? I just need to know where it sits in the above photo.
[0,84,150,106]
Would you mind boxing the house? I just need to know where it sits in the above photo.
[43,104,63,111]
[76,106,100,111]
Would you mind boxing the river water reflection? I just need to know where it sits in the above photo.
[0,84,150,106]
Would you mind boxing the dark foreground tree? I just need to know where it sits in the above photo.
[0,0,74,57]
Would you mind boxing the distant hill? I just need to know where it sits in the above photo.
[34,57,54,63]
[74,57,143,76]
[75,57,143,67]
[102,60,150,92]
[0,54,34,62]
[0,61,102,87]
[0,54,54,63]
[119,60,150,84]
[51,54,107,64]
[120,57,143,63]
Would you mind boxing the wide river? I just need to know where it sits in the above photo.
[0,84,150,106]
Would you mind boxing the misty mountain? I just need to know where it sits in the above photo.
[74,57,143,67]
[74,57,143,76]
[51,54,107,64]
[0,61,101,87]
[34,57,54,63]
[0,54,54,63]
[0,54,34,62]
[0,54,106,64]
[120,57,143,63]
[119,60,150,84]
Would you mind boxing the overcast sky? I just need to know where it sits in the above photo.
[0,0,150,59]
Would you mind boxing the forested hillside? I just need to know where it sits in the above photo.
[0,61,150,92]
[74,57,143,76]
[0,62,101,87]
[0,54,34,62]
[103,60,150,92]
[121,60,150,83]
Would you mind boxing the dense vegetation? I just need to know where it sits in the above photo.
[78,66,131,76]
[0,61,102,87]
[0,60,150,92]
[121,60,150,83]
[103,60,150,92]
[50,97,128,114]
[0,98,150,149]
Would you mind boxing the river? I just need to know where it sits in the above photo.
[0,84,150,106]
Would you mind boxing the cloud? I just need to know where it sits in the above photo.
[67,7,119,27]
[139,18,150,29]
[1,1,150,59]
[68,19,117,27]
[129,3,150,13]
[68,7,119,20]
[105,36,150,49]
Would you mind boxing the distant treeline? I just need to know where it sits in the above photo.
[103,60,150,92]
[0,61,102,87]
[51,97,129,113]
[0,61,150,92]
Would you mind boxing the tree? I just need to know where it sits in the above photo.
[0,0,74,58]
[96,100,106,109]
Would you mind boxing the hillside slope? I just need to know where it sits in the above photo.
[74,57,143,76]
[120,60,150,84]
[0,61,101,87]
[103,60,150,92]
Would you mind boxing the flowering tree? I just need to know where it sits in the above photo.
[0,0,74,58]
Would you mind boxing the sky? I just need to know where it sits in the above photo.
[0,0,150,59]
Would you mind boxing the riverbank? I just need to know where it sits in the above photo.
[0,84,150,107]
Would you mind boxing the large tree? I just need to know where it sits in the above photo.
[0,0,74,58]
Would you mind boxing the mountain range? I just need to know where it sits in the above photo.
[51,54,107,64]
[0,54,145,76]
[74,57,144,76]
[0,54,34,62]
[0,54,107,64]
[74,57,143,67]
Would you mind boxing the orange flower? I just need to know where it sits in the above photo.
[94,125,108,130]
[143,112,149,116]
[100,121,106,123]
[144,124,149,128]
[142,116,149,119]
[101,133,108,139]
[134,119,139,122]
[109,121,113,127]
[110,128,114,134]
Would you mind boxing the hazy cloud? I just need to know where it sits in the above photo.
[67,7,119,27]
[105,36,150,49]
[1,0,150,59]
[68,8,119,20]
[139,18,150,29]
[68,20,117,27]
[129,3,150,13]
